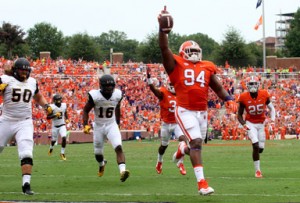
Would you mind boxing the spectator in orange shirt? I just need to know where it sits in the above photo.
[264,124,270,140]
[221,124,229,140]
[279,125,286,140]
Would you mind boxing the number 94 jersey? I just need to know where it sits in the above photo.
[0,75,38,120]
[238,89,271,124]
[89,88,123,125]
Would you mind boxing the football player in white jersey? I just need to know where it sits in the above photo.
[46,94,69,160]
[83,74,130,182]
[0,58,53,195]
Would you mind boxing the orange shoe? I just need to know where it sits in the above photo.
[156,162,162,174]
[177,163,186,175]
[255,170,263,178]
[198,179,214,196]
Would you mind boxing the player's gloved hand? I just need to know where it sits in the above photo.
[0,83,8,92]
[44,104,53,114]
[83,125,91,134]
[243,124,250,131]
[55,112,62,118]
[225,100,237,113]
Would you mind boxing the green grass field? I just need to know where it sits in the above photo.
[0,139,299,203]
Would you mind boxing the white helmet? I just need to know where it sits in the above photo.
[179,40,202,63]
[246,76,260,93]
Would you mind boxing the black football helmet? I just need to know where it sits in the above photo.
[100,74,115,98]
[53,94,62,107]
[12,58,31,81]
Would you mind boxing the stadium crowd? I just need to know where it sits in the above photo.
[0,56,300,140]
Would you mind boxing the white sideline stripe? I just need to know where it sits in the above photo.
[0,192,300,197]
[217,176,300,180]
[1,174,300,180]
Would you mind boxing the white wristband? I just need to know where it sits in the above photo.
[147,78,153,85]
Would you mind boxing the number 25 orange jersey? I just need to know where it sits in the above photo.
[238,89,271,123]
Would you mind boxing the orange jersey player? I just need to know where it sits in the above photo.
[237,76,276,178]
[158,9,237,195]
[147,67,187,176]
[159,87,176,123]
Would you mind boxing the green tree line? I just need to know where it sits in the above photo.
[1,8,299,67]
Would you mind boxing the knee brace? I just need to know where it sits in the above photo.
[21,157,33,166]
[252,142,259,150]
[259,148,264,154]
[95,154,104,163]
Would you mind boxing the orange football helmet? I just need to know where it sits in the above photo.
[179,40,202,63]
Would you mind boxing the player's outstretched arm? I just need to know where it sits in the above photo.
[33,92,53,114]
[146,67,163,100]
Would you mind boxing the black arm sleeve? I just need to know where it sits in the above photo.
[87,93,95,106]
[34,82,39,95]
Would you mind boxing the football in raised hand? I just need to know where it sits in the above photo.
[160,13,173,34]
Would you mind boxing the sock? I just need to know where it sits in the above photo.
[61,148,65,154]
[157,154,163,162]
[177,157,184,164]
[194,165,204,182]
[254,160,260,171]
[99,160,105,167]
[179,141,186,155]
[22,174,31,186]
[119,163,126,173]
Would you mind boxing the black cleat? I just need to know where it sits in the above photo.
[120,170,130,182]
[48,148,53,156]
[22,182,34,195]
